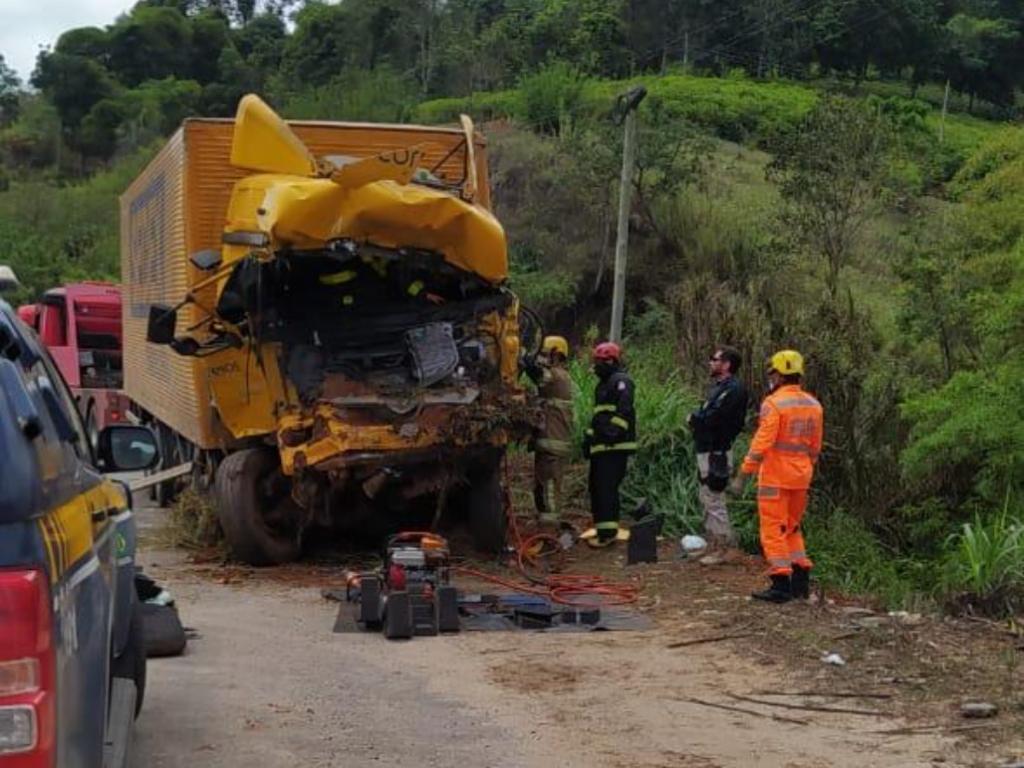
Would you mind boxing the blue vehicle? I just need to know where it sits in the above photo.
[0,277,159,768]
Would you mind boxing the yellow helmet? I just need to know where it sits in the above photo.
[767,349,804,376]
[542,335,569,358]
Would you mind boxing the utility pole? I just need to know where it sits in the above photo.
[609,86,647,344]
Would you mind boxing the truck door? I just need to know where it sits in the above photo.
[38,297,80,388]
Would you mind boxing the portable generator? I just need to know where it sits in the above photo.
[346,532,460,639]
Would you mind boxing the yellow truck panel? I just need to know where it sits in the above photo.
[122,116,493,450]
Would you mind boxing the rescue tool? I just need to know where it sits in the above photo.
[344,532,460,640]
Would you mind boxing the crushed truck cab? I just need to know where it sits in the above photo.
[123,95,533,564]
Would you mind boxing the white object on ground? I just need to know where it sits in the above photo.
[680,535,708,552]
[821,652,846,667]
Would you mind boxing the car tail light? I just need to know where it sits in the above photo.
[0,569,54,767]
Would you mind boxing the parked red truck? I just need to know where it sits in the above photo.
[16,281,131,446]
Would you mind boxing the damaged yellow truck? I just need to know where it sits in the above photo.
[122,95,532,564]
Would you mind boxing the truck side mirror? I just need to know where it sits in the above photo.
[146,305,177,345]
[190,249,222,271]
[97,424,160,472]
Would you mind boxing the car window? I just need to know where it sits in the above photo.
[38,351,93,463]
[13,309,95,464]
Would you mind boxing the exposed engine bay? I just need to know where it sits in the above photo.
[215,240,515,404]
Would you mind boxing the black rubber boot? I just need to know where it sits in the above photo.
[791,565,811,600]
[751,574,792,603]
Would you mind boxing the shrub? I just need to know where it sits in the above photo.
[941,501,1024,617]
[515,61,587,135]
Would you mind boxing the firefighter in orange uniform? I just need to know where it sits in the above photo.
[733,349,823,603]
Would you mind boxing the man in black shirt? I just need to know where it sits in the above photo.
[687,345,748,548]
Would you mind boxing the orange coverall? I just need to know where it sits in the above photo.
[741,385,824,576]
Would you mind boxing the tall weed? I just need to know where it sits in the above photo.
[942,496,1024,616]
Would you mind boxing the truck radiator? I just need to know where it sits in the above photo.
[405,323,458,387]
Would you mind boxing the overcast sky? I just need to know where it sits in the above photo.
[2,0,133,83]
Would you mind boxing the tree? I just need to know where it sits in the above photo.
[77,99,126,159]
[190,10,231,85]
[107,6,193,87]
[232,13,287,78]
[32,52,117,131]
[943,13,1020,110]
[279,2,367,89]
[199,46,258,115]
[54,27,111,62]
[0,53,20,128]
[767,97,894,299]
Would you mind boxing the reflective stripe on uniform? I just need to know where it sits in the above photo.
[342,295,355,306]
[536,438,571,455]
[595,521,619,531]
[757,486,781,498]
[774,397,819,409]
[593,404,616,414]
[319,270,357,285]
[591,441,638,454]
[407,280,425,296]
[773,441,814,454]
[610,416,629,430]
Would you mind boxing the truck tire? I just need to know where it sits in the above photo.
[84,402,99,454]
[154,423,181,508]
[111,601,146,718]
[214,448,301,566]
[467,454,507,554]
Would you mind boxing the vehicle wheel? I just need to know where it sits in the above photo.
[214,448,301,566]
[111,601,146,718]
[154,424,181,507]
[466,453,507,554]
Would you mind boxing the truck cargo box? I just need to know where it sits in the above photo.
[121,118,491,450]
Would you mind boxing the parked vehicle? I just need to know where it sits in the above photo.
[0,275,160,768]
[122,94,533,564]
[16,282,131,449]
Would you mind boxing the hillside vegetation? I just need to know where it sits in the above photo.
[2,0,1024,615]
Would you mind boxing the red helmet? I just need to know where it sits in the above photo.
[592,341,622,362]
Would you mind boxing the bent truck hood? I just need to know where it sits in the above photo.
[241,175,508,284]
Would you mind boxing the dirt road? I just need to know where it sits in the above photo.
[132,543,964,768]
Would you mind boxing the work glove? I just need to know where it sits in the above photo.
[728,474,748,497]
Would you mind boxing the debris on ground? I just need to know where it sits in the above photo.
[680,535,708,553]
[136,570,188,658]
[960,701,999,719]
[820,652,847,667]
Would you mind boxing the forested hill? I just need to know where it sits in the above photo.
[1,0,1022,172]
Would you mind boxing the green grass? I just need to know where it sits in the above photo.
[416,72,1002,155]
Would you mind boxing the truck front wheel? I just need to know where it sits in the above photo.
[214,448,302,566]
